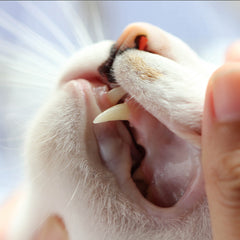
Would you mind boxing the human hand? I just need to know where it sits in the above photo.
[0,191,68,240]
[202,41,240,240]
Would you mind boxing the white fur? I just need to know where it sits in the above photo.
[113,50,215,146]
[9,26,216,240]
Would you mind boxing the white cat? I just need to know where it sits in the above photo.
[6,21,218,240]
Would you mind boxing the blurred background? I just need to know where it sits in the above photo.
[0,1,240,204]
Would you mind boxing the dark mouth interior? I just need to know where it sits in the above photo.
[125,121,148,197]
[126,122,151,203]
[97,96,193,208]
[123,115,187,208]
[96,37,195,208]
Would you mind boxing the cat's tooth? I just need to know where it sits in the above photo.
[107,87,127,105]
[93,103,130,124]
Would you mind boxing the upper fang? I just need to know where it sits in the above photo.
[93,103,130,124]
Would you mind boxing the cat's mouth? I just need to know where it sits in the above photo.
[82,79,203,219]
[60,37,205,218]
[84,38,204,218]
[93,84,202,211]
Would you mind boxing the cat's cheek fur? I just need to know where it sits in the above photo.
[9,80,212,240]
[8,80,149,240]
[8,81,106,239]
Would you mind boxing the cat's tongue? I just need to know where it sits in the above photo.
[127,99,198,208]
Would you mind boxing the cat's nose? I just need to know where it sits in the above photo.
[115,23,149,50]
[115,22,206,67]
[98,22,172,85]
[115,22,170,56]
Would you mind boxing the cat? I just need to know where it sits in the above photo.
[2,2,231,240]
[6,19,218,239]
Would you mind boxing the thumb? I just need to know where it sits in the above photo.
[202,63,240,240]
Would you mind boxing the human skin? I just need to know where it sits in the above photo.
[1,41,240,240]
[202,45,240,239]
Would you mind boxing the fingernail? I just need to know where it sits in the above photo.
[213,65,240,122]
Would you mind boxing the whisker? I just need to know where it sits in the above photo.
[58,1,93,47]
[0,39,59,70]
[0,80,53,90]
[0,9,67,65]
[89,2,105,42]
[0,77,56,90]
[66,177,82,207]
[0,58,57,84]
[19,2,77,55]
[26,135,74,185]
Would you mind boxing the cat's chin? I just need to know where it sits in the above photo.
[64,76,205,220]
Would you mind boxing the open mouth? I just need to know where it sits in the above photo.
[59,26,207,218]
[87,35,204,216]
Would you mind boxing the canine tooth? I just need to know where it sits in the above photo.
[93,103,129,124]
[107,87,127,105]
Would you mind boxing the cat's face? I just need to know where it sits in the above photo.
[11,23,216,240]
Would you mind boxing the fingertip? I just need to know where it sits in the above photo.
[202,64,234,132]
[33,216,69,240]
[211,63,240,123]
[225,40,240,62]
[202,62,240,154]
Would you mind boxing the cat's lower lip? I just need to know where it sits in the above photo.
[68,79,206,219]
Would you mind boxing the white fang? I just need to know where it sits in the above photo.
[93,103,130,124]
